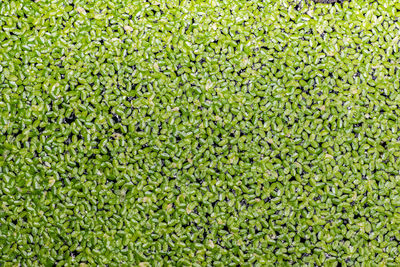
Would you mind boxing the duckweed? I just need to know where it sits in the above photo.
[1,0,400,266]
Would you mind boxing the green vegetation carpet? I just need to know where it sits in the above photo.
[1,0,400,266]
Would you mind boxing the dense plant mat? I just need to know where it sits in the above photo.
[1,0,400,266]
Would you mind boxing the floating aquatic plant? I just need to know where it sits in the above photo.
[1,0,400,266]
